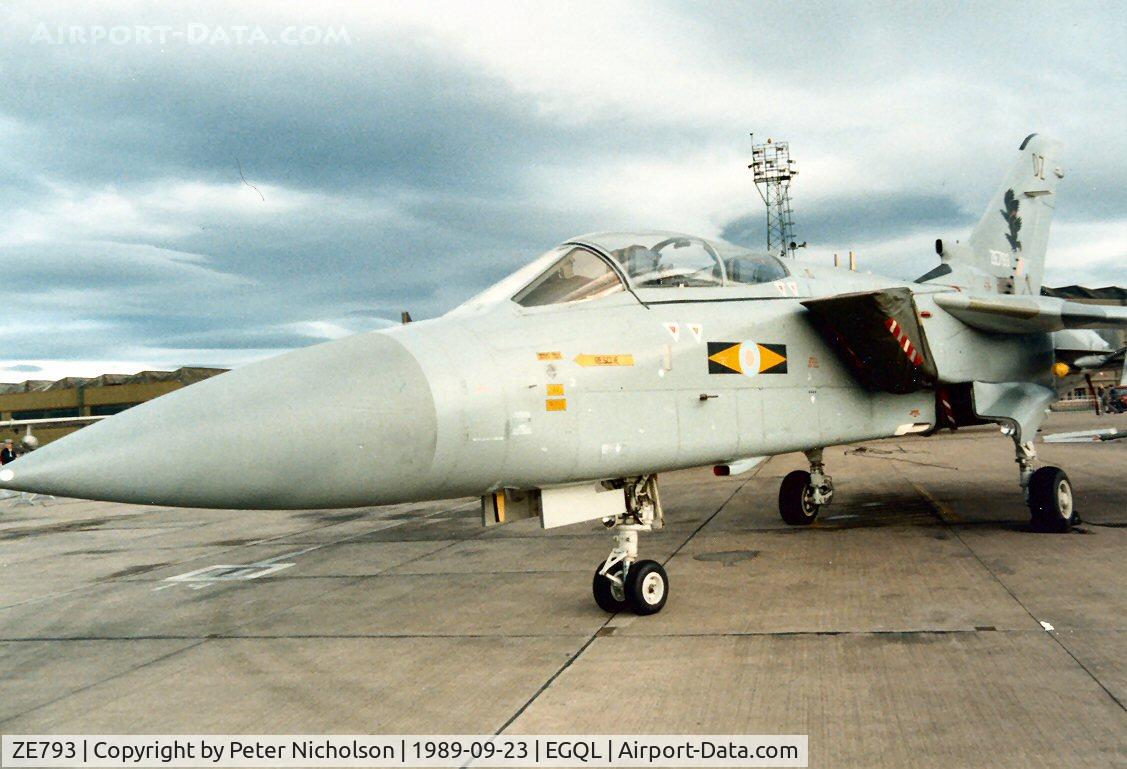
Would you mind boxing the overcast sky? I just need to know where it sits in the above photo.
[1,1,1124,381]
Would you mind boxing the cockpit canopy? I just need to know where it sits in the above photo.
[590,231,788,286]
[513,231,789,307]
[453,231,791,314]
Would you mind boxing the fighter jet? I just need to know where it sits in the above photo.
[3,134,1126,615]
[1053,329,1124,374]
[1050,329,1126,413]
[1,415,104,454]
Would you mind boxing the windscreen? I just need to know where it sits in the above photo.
[512,246,625,307]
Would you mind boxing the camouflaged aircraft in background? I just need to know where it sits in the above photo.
[4,134,1126,615]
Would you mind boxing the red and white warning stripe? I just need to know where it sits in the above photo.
[885,318,924,366]
[937,386,955,426]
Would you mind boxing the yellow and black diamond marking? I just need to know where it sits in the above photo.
[707,342,788,375]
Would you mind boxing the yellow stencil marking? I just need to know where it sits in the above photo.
[537,351,562,360]
[546,383,565,396]
[546,398,568,411]
[575,354,634,367]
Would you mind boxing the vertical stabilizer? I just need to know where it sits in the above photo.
[963,134,1064,294]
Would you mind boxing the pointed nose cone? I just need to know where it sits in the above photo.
[0,331,437,508]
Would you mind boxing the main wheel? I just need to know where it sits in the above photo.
[592,560,628,613]
[624,559,668,615]
[1028,466,1075,533]
[779,469,819,525]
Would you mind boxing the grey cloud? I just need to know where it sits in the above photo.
[149,328,330,351]
[3,364,43,372]
[668,1,1125,89]
[1,241,250,294]
[128,185,583,318]
[0,3,1124,371]
[721,193,969,252]
[0,29,714,199]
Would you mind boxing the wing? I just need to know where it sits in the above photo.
[934,293,1127,334]
[801,287,938,393]
[2,415,105,427]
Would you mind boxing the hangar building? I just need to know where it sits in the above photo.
[0,367,226,446]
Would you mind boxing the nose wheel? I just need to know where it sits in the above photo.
[592,560,627,612]
[626,560,668,614]
[592,475,669,615]
[592,558,669,615]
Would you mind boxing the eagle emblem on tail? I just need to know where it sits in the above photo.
[1000,188,1022,251]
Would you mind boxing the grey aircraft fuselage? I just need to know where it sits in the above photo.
[0,243,1048,510]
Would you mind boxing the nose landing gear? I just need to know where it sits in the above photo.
[592,475,669,615]
[779,448,834,525]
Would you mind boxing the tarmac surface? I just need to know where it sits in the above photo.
[1,411,1124,767]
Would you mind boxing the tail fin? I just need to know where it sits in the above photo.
[961,134,1064,295]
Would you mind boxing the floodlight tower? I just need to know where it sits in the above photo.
[748,135,799,258]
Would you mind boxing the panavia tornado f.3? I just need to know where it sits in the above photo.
[3,134,1126,615]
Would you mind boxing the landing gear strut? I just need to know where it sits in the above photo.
[592,475,669,615]
[779,448,834,525]
[1014,439,1076,533]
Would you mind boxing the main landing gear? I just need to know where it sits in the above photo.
[592,475,669,615]
[1014,440,1076,533]
[776,441,1077,532]
[778,448,834,525]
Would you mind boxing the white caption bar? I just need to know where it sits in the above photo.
[2,735,807,767]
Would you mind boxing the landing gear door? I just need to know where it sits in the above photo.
[539,482,627,529]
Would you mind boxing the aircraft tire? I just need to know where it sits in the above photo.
[625,559,668,615]
[779,470,819,525]
[592,561,628,613]
[1028,466,1075,533]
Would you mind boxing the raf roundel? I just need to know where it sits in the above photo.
[707,341,788,376]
